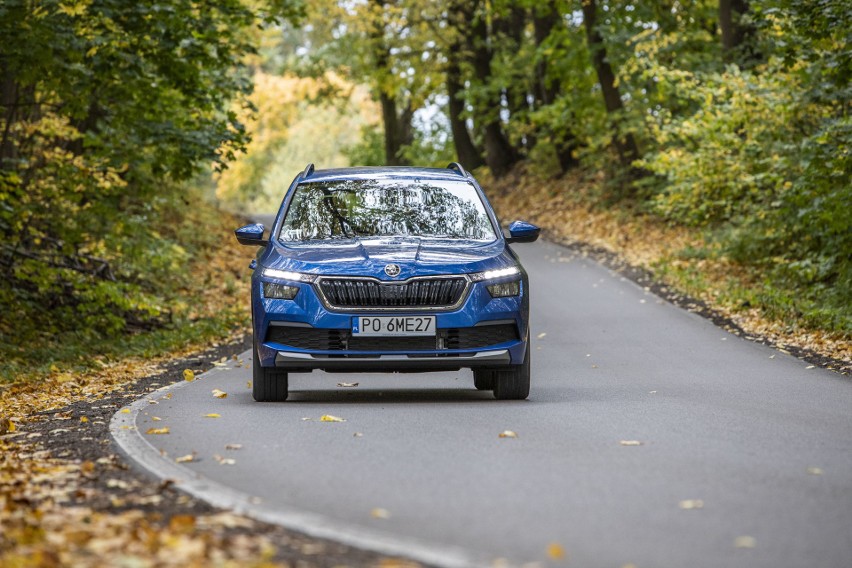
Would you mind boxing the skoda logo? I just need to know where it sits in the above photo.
[384,263,401,277]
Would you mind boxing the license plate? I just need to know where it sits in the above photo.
[353,316,436,336]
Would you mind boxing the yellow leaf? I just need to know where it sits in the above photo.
[152,416,162,421]
[212,389,227,399]
[146,427,170,435]
[320,414,345,422]
[204,413,221,418]
[499,430,518,438]
[734,536,756,549]
[370,508,390,519]
[80,416,89,423]
[183,369,195,382]
[547,542,566,560]
[164,392,173,400]
[120,408,131,414]
[175,454,195,463]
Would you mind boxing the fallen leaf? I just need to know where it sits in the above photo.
[120,408,131,414]
[337,382,359,387]
[806,467,824,475]
[175,454,196,463]
[320,415,345,422]
[498,430,518,438]
[734,536,756,549]
[183,369,195,382]
[537,332,547,339]
[213,454,236,465]
[212,389,227,399]
[620,440,643,446]
[353,432,364,437]
[225,443,242,450]
[169,514,196,533]
[164,392,173,400]
[547,542,566,560]
[0,417,15,434]
[246,381,252,388]
[805,365,815,369]
[301,417,312,421]
[370,508,390,519]
[679,499,704,510]
[151,416,162,421]
[204,413,221,418]
[80,416,89,423]
[146,427,170,435]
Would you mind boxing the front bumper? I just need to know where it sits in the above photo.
[252,274,529,372]
[274,349,511,373]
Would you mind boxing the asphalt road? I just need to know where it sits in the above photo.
[113,239,852,568]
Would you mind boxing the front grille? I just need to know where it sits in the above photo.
[318,277,467,309]
[266,323,518,352]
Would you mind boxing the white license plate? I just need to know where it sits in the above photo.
[353,316,436,336]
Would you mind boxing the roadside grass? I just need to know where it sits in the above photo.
[483,166,851,372]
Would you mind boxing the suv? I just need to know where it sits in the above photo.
[235,163,539,401]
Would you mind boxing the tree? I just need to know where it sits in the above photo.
[580,0,641,172]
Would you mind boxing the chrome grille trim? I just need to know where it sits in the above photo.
[314,274,471,312]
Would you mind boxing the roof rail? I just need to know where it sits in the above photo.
[447,162,467,177]
[302,163,315,178]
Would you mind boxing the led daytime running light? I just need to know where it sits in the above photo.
[471,266,520,282]
[262,268,315,282]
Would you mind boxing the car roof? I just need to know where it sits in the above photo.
[302,166,471,183]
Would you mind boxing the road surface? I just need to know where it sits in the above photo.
[112,239,852,567]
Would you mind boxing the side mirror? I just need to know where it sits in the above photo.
[235,223,268,246]
[505,220,540,244]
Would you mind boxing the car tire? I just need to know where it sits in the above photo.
[473,369,496,390]
[492,342,530,400]
[252,339,289,402]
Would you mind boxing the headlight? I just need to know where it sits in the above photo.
[487,281,520,297]
[262,268,316,282]
[263,282,299,299]
[469,266,520,282]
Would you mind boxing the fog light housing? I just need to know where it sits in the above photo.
[487,280,520,298]
[263,282,299,299]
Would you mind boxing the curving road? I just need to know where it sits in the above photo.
[112,239,852,567]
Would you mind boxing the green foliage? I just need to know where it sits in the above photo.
[0,0,301,379]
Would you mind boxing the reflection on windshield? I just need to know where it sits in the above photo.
[279,179,496,242]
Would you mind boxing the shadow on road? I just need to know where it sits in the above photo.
[283,388,528,404]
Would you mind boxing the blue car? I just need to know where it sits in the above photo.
[235,163,540,401]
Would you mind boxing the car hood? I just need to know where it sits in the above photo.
[260,237,510,280]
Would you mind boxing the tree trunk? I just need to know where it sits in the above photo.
[533,2,580,173]
[581,0,640,170]
[465,0,518,177]
[369,0,411,165]
[446,44,484,169]
[719,0,756,64]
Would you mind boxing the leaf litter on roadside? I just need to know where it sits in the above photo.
[212,388,227,399]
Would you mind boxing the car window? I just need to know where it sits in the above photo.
[278,178,497,242]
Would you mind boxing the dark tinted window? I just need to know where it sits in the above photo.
[279,178,497,242]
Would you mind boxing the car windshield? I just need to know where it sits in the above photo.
[278,178,497,242]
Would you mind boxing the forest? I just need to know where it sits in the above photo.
[0,0,849,380]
